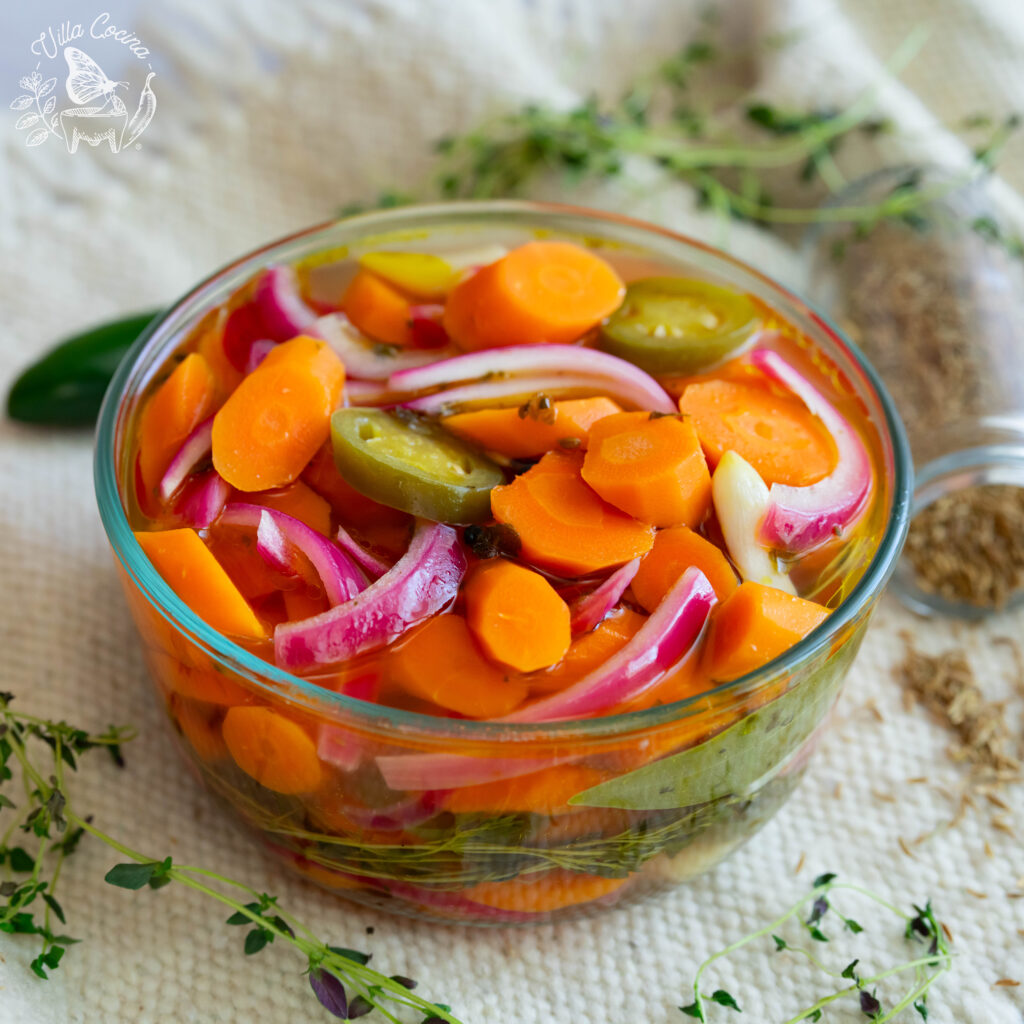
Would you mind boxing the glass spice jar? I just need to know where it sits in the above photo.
[803,166,1024,618]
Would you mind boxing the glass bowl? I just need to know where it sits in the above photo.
[95,201,912,925]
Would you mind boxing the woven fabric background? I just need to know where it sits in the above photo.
[1,2,1022,1021]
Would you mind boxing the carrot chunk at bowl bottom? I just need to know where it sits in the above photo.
[388,614,528,718]
[137,351,218,496]
[461,870,629,913]
[490,450,654,577]
[342,268,415,347]
[442,240,625,351]
[463,559,571,672]
[444,763,605,815]
[221,705,323,795]
[581,411,711,528]
[678,378,836,487]
[703,580,829,683]
[441,396,623,459]
[133,528,265,639]
[631,525,739,612]
[211,335,345,492]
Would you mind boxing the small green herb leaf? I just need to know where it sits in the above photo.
[104,861,157,890]
[679,1002,705,1020]
[710,989,741,1011]
[244,928,271,955]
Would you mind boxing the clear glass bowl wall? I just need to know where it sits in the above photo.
[95,202,912,925]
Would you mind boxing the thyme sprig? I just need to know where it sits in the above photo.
[0,693,462,1023]
[341,24,1016,238]
[680,873,952,1022]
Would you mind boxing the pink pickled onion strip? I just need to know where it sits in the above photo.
[159,416,214,502]
[315,313,456,380]
[402,374,640,414]
[387,344,675,413]
[175,469,230,529]
[316,725,366,772]
[254,510,295,575]
[335,523,391,579]
[244,337,277,374]
[219,503,366,606]
[502,567,716,723]
[407,304,449,349]
[750,349,873,552]
[376,751,576,792]
[569,558,640,634]
[274,521,466,670]
[254,264,317,341]
[342,790,446,831]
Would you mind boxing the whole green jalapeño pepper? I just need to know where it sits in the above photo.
[331,407,504,524]
[6,311,161,427]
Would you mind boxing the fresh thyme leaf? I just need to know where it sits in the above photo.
[844,917,864,934]
[805,1011,822,1022]
[244,927,271,955]
[328,945,372,965]
[346,994,374,1018]
[308,966,348,1018]
[813,872,837,888]
[680,1001,706,1020]
[104,861,158,890]
[709,989,741,1011]
[772,934,788,951]
[8,846,35,872]
[914,997,929,1019]
[807,926,829,943]
[859,988,881,1017]
[841,959,860,981]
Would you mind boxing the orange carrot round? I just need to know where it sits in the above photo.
[212,335,345,492]
[443,241,625,351]
[703,580,829,682]
[137,352,218,497]
[631,525,739,612]
[170,694,229,763]
[388,614,528,718]
[678,378,836,486]
[442,396,622,459]
[342,269,414,347]
[464,559,571,672]
[444,764,605,815]
[221,705,323,794]
[581,411,712,527]
[490,450,654,576]
[134,528,266,638]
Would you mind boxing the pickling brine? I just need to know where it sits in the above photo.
[106,208,901,924]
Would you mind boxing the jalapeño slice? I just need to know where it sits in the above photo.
[599,277,760,375]
[331,407,504,524]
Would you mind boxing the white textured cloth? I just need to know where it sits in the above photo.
[1,2,1023,1022]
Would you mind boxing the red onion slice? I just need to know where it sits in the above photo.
[244,338,277,374]
[384,881,538,923]
[315,313,456,381]
[255,264,317,341]
[219,503,366,606]
[569,558,640,634]
[335,524,391,579]
[159,416,214,503]
[502,567,715,723]
[254,510,295,576]
[274,521,466,670]
[407,304,449,349]
[401,374,635,414]
[342,790,446,832]
[750,349,873,552]
[175,469,230,529]
[388,345,675,412]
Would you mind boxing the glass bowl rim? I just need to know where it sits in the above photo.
[94,198,913,741]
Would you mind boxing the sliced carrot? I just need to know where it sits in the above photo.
[464,559,571,672]
[703,581,829,682]
[249,480,332,536]
[137,352,218,497]
[632,526,738,612]
[169,694,228,763]
[302,441,412,528]
[388,614,528,718]
[443,241,625,351]
[134,528,266,638]
[527,607,646,695]
[195,309,243,399]
[221,705,323,794]
[442,396,623,458]
[582,412,712,528]
[212,335,345,491]
[444,764,605,815]
[150,647,253,706]
[490,450,654,576]
[461,870,629,913]
[342,269,414,347]
[678,378,836,486]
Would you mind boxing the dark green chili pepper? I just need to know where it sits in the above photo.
[6,310,162,427]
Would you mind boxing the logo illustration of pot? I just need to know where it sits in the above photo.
[11,45,156,154]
